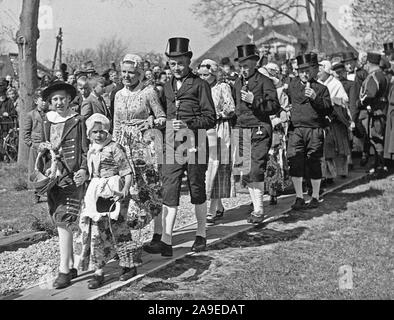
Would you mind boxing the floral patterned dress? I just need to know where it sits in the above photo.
[113,83,166,221]
[74,141,135,271]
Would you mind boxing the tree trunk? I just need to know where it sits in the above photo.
[314,0,323,51]
[306,0,315,50]
[16,0,40,166]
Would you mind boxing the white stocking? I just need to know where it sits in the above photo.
[195,202,207,238]
[161,205,177,245]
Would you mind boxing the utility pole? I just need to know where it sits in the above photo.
[51,27,62,72]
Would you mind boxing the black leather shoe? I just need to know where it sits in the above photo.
[144,241,173,257]
[247,213,269,224]
[207,209,225,224]
[191,236,207,252]
[53,272,71,289]
[306,198,320,209]
[150,233,162,245]
[119,267,137,281]
[88,274,105,290]
[360,156,369,167]
[291,197,306,211]
[70,268,78,279]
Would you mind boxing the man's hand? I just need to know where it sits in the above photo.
[305,87,317,100]
[73,169,87,187]
[172,120,187,131]
[241,90,254,104]
[350,121,356,131]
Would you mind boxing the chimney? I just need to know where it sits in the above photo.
[323,11,327,24]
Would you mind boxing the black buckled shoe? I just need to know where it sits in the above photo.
[143,241,173,257]
[119,267,137,281]
[191,236,207,253]
[88,274,105,290]
[291,197,306,211]
[53,272,71,289]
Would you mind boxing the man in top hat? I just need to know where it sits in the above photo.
[359,52,389,175]
[287,52,332,210]
[144,37,216,256]
[232,43,280,223]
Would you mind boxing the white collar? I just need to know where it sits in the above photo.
[46,110,78,123]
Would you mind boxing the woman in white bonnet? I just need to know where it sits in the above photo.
[198,59,236,223]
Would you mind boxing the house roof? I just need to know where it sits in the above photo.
[191,22,254,67]
[1,54,52,78]
[193,20,357,67]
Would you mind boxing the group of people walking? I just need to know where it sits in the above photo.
[23,35,394,290]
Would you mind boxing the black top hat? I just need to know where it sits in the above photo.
[221,57,231,66]
[295,52,318,69]
[235,44,259,63]
[383,42,394,54]
[367,52,381,65]
[341,52,358,63]
[332,62,345,72]
[42,80,77,102]
[165,37,193,59]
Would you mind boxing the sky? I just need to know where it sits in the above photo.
[0,0,355,66]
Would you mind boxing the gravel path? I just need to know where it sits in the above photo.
[0,193,251,297]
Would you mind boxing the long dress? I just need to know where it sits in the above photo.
[74,141,136,271]
[320,76,351,177]
[113,83,166,219]
[265,85,291,196]
[205,81,236,200]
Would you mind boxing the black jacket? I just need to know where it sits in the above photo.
[288,78,332,128]
[163,72,216,130]
[232,70,280,128]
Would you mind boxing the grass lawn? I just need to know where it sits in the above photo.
[103,175,394,300]
[0,163,50,232]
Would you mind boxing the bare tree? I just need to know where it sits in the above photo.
[351,0,394,50]
[139,51,166,66]
[96,37,128,71]
[63,48,98,72]
[191,0,324,51]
